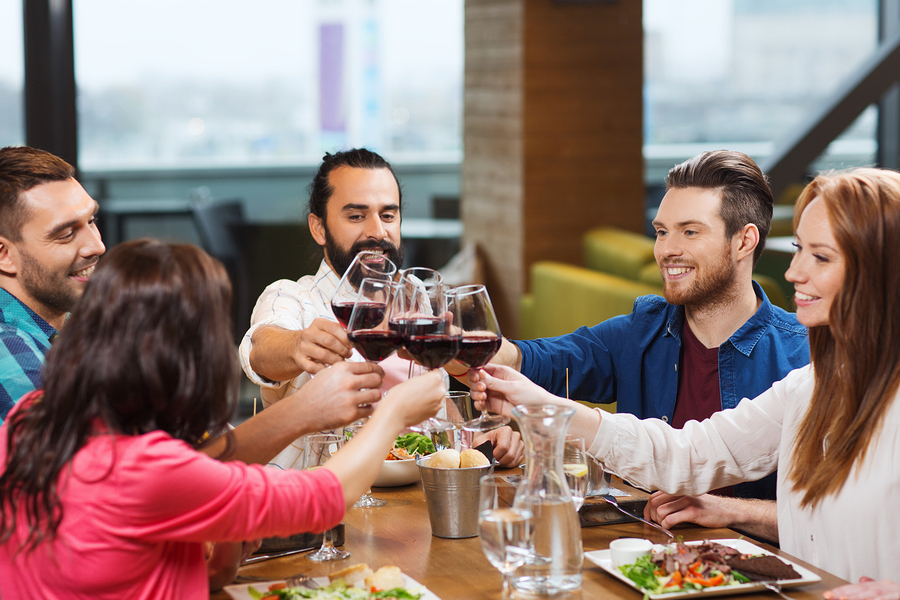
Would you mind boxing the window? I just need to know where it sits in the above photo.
[644,0,879,183]
[0,1,24,148]
[73,0,463,170]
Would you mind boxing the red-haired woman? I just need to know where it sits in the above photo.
[472,168,900,596]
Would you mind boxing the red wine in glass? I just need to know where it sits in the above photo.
[336,301,385,329]
[405,334,461,370]
[332,302,355,327]
[455,335,502,368]
[347,329,405,362]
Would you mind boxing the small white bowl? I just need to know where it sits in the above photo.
[374,456,428,487]
[609,538,654,568]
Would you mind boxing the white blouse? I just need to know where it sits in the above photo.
[589,365,900,582]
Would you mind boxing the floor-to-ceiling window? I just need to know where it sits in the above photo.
[73,0,462,171]
[643,0,879,185]
[0,1,25,148]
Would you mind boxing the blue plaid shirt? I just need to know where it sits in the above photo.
[0,288,56,422]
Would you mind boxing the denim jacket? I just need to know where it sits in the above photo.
[513,281,809,500]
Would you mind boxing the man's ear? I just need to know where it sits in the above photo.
[0,236,19,276]
[308,213,327,246]
[734,223,760,263]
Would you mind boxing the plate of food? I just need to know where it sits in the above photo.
[585,539,821,599]
[374,433,434,487]
[224,563,441,599]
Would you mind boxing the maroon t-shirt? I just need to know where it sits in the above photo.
[673,319,733,496]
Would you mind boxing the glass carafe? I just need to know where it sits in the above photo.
[511,404,583,594]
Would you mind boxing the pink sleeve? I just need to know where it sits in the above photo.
[76,432,345,543]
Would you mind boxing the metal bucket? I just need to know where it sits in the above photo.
[417,456,493,538]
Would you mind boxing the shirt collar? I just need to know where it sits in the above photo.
[726,280,775,357]
[663,280,775,357]
[0,288,57,343]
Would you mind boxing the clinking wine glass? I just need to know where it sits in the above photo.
[343,279,396,508]
[478,475,534,600]
[331,250,398,327]
[303,434,350,561]
[346,278,401,363]
[450,284,508,433]
[389,267,444,376]
[395,280,458,433]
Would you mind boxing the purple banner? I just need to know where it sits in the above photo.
[319,22,345,133]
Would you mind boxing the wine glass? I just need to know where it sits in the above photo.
[563,436,588,511]
[331,250,398,327]
[343,421,388,508]
[478,475,534,599]
[442,390,476,451]
[450,284,508,432]
[343,278,397,508]
[346,278,401,363]
[393,278,459,432]
[303,434,350,561]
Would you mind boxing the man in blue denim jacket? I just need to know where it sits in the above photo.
[483,150,809,507]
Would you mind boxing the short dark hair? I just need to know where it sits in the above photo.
[0,146,76,241]
[0,239,238,551]
[307,148,402,221]
[666,150,774,267]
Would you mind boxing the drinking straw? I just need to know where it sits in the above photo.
[566,368,569,399]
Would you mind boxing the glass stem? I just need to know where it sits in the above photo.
[501,572,512,599]
[320,527,335,550]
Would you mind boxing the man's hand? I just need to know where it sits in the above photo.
[250,319,353,381]
[288,318,354,374]
[825,578,900,600]
[206,361,385,465]
[292,361,385,431]
[644,492,778,543]
[474,426,524,467]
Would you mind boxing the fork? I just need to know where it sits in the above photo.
[286,573,319,590]
[759,581,793,600]
[598,494,675,539]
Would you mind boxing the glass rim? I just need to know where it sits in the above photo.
[448,284,485,297]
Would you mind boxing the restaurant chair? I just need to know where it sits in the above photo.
[192,198,250,343]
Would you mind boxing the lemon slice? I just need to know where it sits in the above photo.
[564,463,588,478]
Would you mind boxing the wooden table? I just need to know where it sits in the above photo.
[214,475,847,600]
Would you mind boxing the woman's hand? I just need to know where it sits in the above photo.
[467,364,557,415]
[824,578,900,600]
[377,369,447,428]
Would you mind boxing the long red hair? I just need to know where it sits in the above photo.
[789,168,900,508]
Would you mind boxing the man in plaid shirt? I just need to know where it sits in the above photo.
[0,146,105,422]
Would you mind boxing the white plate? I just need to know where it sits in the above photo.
[373,457,421,487]
[223,573,441,599]
[584,538,821,599]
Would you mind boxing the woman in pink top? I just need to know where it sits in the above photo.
[0,239,445,599]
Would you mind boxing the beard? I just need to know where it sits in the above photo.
[661,244,739,310]
[18,250,88,318]
[325,228,405,280]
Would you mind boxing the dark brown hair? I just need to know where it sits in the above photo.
[788,168,900,508]
[0,146,76,240]
[0,239,239,552]
[307,148,402,221]
[666,150,774,267]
